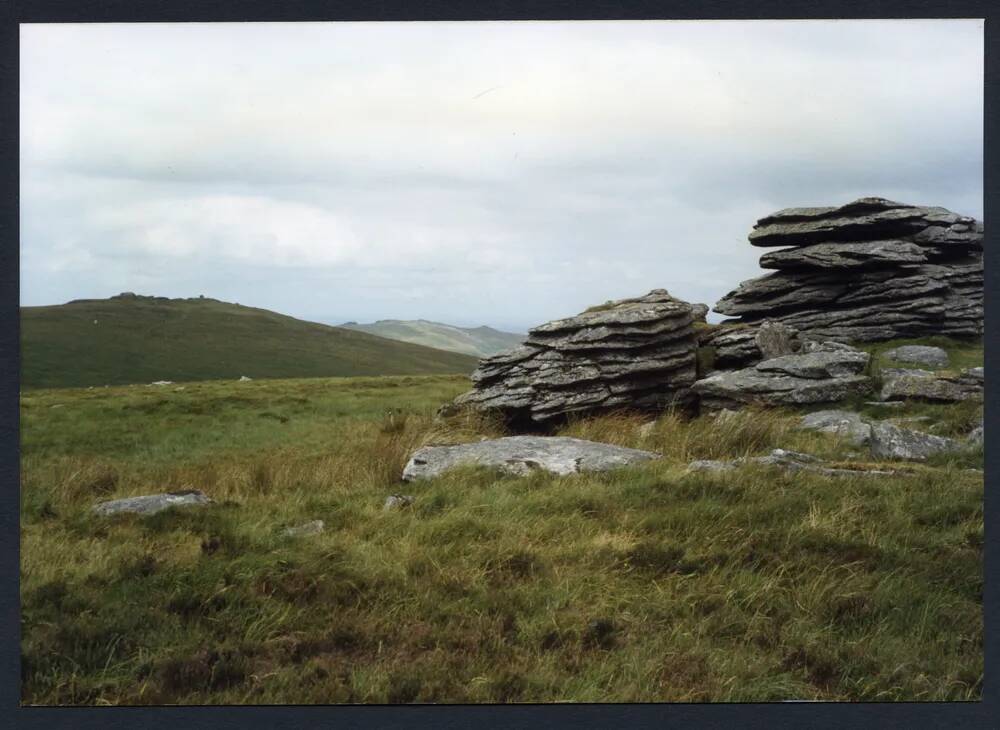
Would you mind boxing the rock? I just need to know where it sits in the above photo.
[883,345,949,368]
[869,422,962,461]
[637,421,657,438]
[402,436,660,481]
[692,342,872,410]
[451,290,699,426]
[797,410,873,446]
[686,459,736,472]
[239,375,253,382]
[754,321,799,360]
[880,369,982,403]
[688,449,903,477]
[690,303,710,322]
[864,400,905,409]
[698,326,761,369]
[712,198,982,342]
[282,520,324,537]
[92,490,212,516]
[150,380,173,386]
[383,495,415,510]
[968,421,984,446]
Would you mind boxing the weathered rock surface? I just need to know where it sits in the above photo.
[687,448,902,477]
[402,436,660,481]
[713,198,983,342]
[869,422,962,461]
[880,367,983,403]
[93,490,212,516]
[692,342,872,410]
[451,290,698,426]
[754,321,800,360]
[968,420,984,446]
[883,345,949,368]
[797,410,872,446]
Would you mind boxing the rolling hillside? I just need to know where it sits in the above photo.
[20,294,478,389]
[340,319,524,357]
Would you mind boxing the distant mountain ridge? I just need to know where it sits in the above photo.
[21,294,478,389]
[339,319,525,358]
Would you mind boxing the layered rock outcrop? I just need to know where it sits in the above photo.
[711,197,983,350]
[692,341,873,410]
[451,290,698,426]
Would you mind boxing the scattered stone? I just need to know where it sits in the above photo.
[797,410,873,446]
[450,290,699,426]
[383,494,415,510]
[402,436,660,481]
[865,400,905,409]
[692,342,872,410]
[686,459,736,472]
[713,198,983,342]
[92,490,212,517]
[49,404,64,409]
[150,380,173,386]
[968,420,984,446]
[282,520,325,537]
[883,345,949,368]
[239,375,253,382]
[687,449,902,477]
[869,422,962,461]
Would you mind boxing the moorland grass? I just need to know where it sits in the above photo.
[19,343,983,704]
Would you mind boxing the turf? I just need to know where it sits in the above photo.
[19,338,983,704]
[20,295,478,389]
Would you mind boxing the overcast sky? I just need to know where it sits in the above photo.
[20,20,983,332]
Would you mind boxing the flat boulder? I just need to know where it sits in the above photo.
[797,410,873,446]
[869,422,962,461]
[880,368,982,403]
[402,436,660,481]
[883,345,949,368]
[92,490,212,516]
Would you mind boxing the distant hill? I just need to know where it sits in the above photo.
[339,319,524,358]
[21,293,479,389]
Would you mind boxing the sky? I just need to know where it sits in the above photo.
[20,20,984,333]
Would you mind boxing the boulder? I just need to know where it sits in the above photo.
[797,410,873,446]
[712,198,982,342]
[869,422,962,461]
[692,342,873,410]
[880,368,983,403]
[687,448,902,477]
[451,290,698,426]
[968,421,984,446]
[883,345,949,368]
[92,490,212,516]
[402,436,660,481]
[690,303,710,323]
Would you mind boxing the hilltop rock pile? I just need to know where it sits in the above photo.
[710,198,983,360]
[450,290,698,427]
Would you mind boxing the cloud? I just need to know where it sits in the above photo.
[19,20,983,330]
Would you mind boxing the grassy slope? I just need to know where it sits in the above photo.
[21,297,478,389]
[340,320,524,358]
[19,338,982,704]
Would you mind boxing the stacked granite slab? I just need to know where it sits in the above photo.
[712,198,983,349]
[451,290,698,427]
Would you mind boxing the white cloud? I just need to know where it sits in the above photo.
[19,20,983,330]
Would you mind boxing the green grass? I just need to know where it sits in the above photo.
[21,296,478,389]
[20,346,983,704]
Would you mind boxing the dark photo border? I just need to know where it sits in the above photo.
[1,2,995,728]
